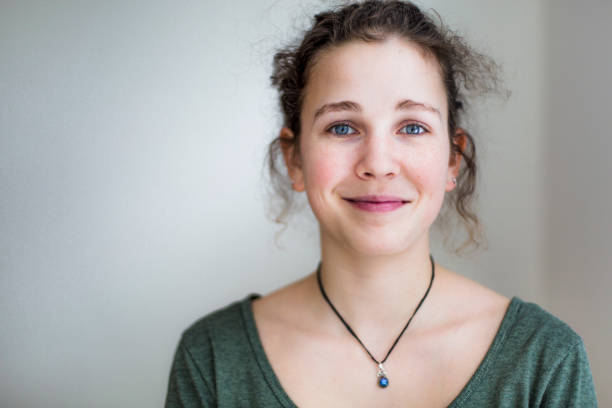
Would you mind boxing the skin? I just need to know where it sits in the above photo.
[280,35,467,328]
[252,35,510,406]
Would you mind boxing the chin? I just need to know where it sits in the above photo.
[354,244,407,257]
[343,230,422,257]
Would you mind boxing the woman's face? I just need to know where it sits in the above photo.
[282,36,461,256]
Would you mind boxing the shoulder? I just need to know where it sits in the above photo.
[448,296,597,407]
[434,266,583,366]
[431,265,511,330]
[505,297,584,360]
[165,294,269,407]
[435,265,581,345]
[179,293,260,354]
[436,268,596,405]
[491,298,598,404]
[452,266,582,350]
[514,299,581,340]
[488,295,588,387]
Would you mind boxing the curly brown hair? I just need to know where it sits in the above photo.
[264,0,504,254]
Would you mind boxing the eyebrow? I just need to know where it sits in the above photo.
[312,99,442,123]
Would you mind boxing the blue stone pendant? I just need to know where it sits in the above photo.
[378,376,389,387]
[377,363,389,388]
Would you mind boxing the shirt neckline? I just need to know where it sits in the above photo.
[240,292,522,407]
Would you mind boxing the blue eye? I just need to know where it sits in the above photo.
[401,124,426,135]
[328,123,356,136]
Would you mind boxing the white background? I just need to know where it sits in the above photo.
[1,0,610,406]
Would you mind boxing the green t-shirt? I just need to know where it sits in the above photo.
[164,293,598,407]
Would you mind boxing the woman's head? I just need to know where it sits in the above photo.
[266,0,503,253]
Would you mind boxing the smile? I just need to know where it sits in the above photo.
[343,197,410,213]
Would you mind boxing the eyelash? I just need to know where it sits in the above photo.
[326,122,428,137]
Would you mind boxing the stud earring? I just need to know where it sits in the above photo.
[290,179,299,191]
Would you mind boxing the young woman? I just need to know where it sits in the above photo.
[165,1,598,406]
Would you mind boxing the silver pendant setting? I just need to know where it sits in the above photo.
[377,363,389,388]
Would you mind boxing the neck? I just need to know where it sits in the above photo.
[313,230,435,349]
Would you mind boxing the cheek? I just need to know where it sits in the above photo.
[301,146,351,222]
[303,147,347,189]
[408,147,450,191]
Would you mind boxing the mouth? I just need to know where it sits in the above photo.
[342,195,410,213]
[343,195,410,204]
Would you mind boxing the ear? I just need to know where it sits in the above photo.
[279,127,305,192]
[446,127,468,192]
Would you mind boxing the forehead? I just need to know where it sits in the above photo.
[301,36,448,124]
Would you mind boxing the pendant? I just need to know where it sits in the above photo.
[377,363,389,388]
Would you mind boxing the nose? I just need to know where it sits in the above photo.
[355,134,400,180]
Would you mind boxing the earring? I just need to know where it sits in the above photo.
[451,177,457,185]
[290,179,299,191]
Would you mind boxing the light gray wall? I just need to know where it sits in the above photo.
[544,1,612,405]
[1,2,319,407]
[1,1,607,406]
[422,0,548,306]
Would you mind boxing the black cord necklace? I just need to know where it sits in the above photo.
[316,254,435,389]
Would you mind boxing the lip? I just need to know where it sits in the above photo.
[342,195,410,213]
[344,195,409,203]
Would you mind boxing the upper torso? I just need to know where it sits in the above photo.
[251,264,511,407]
[164,265,597,407]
